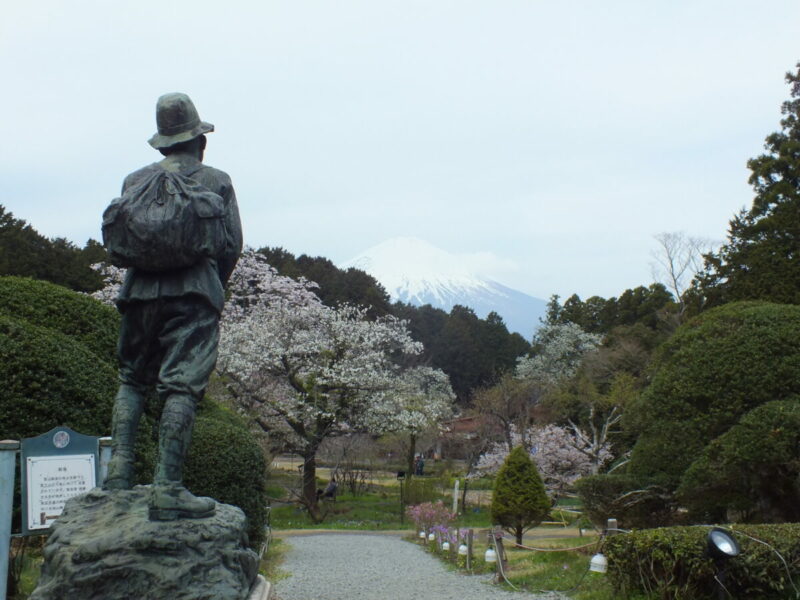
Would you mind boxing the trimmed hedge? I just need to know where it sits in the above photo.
[605,523,800,599]
[0,276,119,363]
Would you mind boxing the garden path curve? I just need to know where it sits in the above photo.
[274,533,561,600]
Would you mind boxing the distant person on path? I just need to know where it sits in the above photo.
[322,477,338,500]
[102,93,243,521]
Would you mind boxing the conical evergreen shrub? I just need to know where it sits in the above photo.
[490,446,550,544]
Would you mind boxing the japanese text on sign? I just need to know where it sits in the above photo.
[26,454,95,530]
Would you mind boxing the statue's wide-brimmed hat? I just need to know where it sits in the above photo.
[148,93,214,149]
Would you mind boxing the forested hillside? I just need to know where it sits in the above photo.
[0,205,104,292]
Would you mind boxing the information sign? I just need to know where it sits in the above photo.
[25,454,95,530]
[20,426,99,534]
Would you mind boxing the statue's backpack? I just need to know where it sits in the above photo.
[102,164,226,272]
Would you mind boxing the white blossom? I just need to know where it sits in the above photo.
[89,262,126,306]
[470,424,612,498]
[515,322,602,385]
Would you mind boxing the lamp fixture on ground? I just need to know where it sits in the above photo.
[458,543,468,556]
[707,527,740,600]
[485,547,497,563]
[589,553,607,573]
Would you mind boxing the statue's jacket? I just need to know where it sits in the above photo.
[115,155,243,313]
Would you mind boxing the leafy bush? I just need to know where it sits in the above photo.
[678,398,800,523]
[626,302,800,490]
[490,446,550,544]
[0,314,117,439]
[605,523,800,599]
[0,276,119,363]
[185,407,268,545]
[575,473,676,529]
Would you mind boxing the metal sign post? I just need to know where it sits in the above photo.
[0,440,19,600]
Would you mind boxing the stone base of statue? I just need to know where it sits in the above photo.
[30,486,259,600]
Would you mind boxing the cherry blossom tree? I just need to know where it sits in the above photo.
[366,366,455,477]
[216,250,428,520]
[516,322,602,385]
[89,262,126,306]
[470,424,612,499]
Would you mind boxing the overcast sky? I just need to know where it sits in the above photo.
[2,1,798,301]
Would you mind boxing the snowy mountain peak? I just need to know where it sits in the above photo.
[341,237,546,338]
[342,237,496,305]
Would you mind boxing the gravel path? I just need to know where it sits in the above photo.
[274,533,560,600]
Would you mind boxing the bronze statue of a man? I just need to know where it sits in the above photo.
[103,93,243,520]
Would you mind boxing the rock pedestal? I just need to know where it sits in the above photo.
[31,486,259,600]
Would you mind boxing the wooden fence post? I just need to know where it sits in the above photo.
[467,529,474,570]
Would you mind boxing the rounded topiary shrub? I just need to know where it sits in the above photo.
[626,301,800,489]
[678,397,800,523]
[490,446,550,544]
[185,402,268,546]
[0,314,117,439]
[0,276,119,364]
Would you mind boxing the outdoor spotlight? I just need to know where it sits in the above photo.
[458,543,468,556]
[485,547,497,563]
[442,541,450,551]
[589,553,608,573]
[707,528,740,599]
[419,530,426,539]
[707,528,741,561]
[428,532,435,542]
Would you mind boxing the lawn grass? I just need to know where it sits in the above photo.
[259,537,291,583]
[268,482,496,530]
[418,533,624,600]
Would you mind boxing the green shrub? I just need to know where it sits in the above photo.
[490,446,550,544]
[678,398,800,523]
[626,302,800,490]
[185,407,268,546]
[605,523,800,599]
[575,473,676,529]
[0,314,117,439]
[0,276,119,364]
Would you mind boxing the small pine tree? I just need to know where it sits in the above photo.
[491,446,551,544]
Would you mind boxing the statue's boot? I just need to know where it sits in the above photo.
[104,384,144,490]
[149,394,215,521]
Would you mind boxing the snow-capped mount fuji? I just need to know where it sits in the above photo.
[340,237,546,339]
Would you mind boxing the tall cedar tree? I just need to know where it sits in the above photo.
[490,445,550,544]
[699,63,800,306]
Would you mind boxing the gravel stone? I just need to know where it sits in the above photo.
[275,533,562,600]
